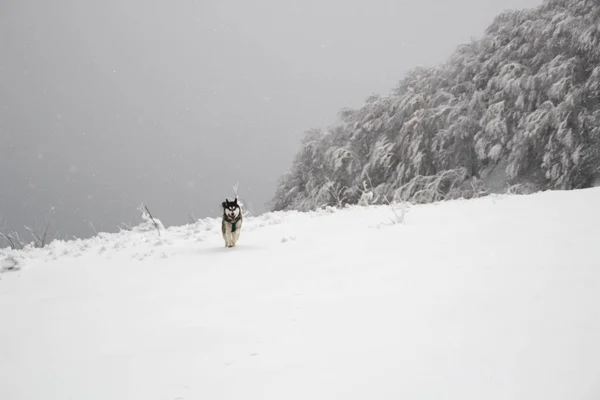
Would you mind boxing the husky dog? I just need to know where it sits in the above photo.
[221,198,243,248]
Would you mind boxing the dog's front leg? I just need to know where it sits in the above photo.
[225,233,233,247]
[222,229,232,247]
[222,221,232,247]
[231,231,238,247]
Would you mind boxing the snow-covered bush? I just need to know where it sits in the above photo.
[132,204,164,235]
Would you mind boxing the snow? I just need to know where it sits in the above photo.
[1,188,600,400]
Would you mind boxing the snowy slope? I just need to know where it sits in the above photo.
[1,189,600,400]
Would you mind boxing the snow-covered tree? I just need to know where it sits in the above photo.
[272,0,600,211]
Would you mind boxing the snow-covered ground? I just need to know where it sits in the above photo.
[1,189,600,400]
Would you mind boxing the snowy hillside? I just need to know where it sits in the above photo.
[1,189,600,400]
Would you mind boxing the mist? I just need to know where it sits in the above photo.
[0,0,543,240]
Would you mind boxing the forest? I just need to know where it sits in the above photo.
[272,0,600,211]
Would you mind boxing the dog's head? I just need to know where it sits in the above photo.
[222,198,241,221]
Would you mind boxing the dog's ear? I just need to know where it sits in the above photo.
[222,200,228,208]
[233,197,238,205]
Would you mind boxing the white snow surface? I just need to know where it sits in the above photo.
[1,189,600,400]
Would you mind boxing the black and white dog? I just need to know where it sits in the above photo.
[221,198,243,248]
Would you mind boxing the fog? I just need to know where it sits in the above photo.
[0,0,542,240]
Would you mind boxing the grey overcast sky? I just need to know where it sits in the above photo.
[1,0,542,240]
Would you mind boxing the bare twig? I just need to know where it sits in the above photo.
[357,174,380,206]
[187,213,199,224]
[140,204,161,236]
[383,195,406,224]
[89,221,98,236]
[325,178,348,208]
[25,222,51,248]
[118,222,133,231]
[0,231,24,250]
